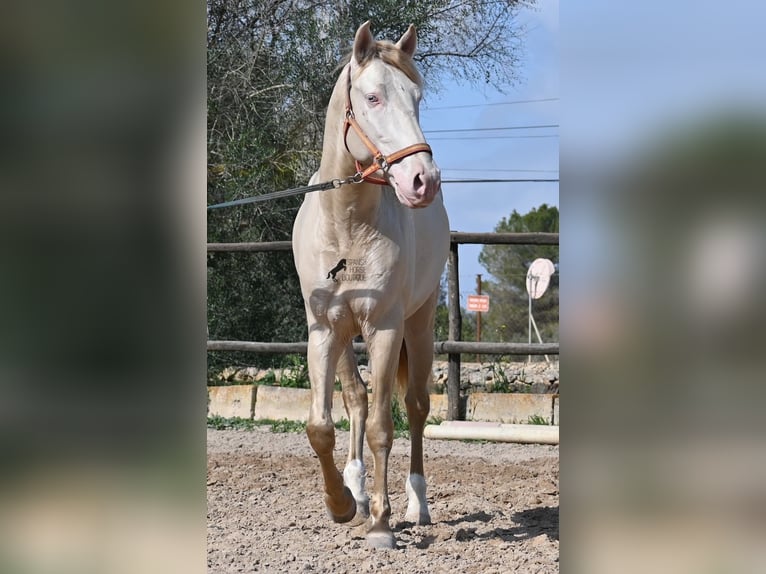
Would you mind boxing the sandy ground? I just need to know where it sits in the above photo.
[207,427,559,573]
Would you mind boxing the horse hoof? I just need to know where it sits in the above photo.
[404,510,431,525]
[367,523,396,549]
[349,511,368,527]
[326,487,357,524]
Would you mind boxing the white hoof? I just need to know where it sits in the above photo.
[343,459,369,517]
[404,473,431,524]
[367,526,396,549]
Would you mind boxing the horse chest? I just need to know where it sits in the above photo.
[309,261,402,328]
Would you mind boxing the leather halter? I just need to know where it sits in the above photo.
[343,66,432,186]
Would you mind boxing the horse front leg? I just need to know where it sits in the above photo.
[364,323,404,549]
[306,328,356,523]
[336,343,369,522]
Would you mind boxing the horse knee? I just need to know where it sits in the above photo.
[342,383,368,415]
[366,415,393,452]
[405,390,430,421]
[307,418,335,456]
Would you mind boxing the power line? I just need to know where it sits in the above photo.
[422,97,559,111]
[442,168,559,173]
[430,134,558,141]
[424,123,558,134]
[442,178,559,184]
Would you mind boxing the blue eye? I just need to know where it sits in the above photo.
[366,94,379,104]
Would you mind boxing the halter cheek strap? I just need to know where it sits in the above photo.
[343,66,432,186]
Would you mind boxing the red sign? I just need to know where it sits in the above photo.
[467,294,490,312]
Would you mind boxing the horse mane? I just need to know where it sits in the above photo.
[337,40,423,87]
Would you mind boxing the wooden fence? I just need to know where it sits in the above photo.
[207,231,559,420]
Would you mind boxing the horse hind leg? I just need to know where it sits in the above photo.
[336,343,370,523]
[401,296,438,525]
[400,345,432,525]
[364,323,403,549]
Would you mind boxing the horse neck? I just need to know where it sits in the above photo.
[316,66,384,229]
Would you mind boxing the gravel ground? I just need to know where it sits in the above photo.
[207,427,559,573]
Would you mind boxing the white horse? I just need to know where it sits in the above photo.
[292,21,449,548]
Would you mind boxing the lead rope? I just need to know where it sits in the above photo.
[206,173,363,210]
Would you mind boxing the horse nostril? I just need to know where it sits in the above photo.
[413,173,425,196]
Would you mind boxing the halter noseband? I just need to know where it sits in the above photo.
[343,66,432,186]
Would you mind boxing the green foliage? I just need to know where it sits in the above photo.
[269,419,308,433]
[207,416,257,431]
[433,274,450,343]
[207,416,352,433]
[248,356,311,388]
[478,204,559,344]
[488,362,513,393]
[203,396,437,439]
[527,415,549,425]
[206,416,308,433]
[334,418,351,431]
[434,273,478,362]
[391,398,410,439]
[277,355,311,388]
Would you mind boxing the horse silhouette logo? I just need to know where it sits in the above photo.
[327,259,347,282]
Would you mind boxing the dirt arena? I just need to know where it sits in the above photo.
[207,427,559,573]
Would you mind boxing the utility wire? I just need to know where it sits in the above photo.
[425,123,558,134]
[442,178,559,184]
[430,134,558,141]
[442,168,559,173]
[423,97,559,111]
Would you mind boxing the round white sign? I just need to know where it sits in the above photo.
[526,258,556,299]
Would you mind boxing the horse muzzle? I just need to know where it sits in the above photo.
[390,159,441,208]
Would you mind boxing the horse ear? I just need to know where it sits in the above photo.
[353,20,375,64]
[396,24,417,57]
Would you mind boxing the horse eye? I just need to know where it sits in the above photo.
[366,94,379,104]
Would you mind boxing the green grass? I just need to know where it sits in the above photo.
[207,415,257,431]
[487,362,513,393]
[527,414,550,425]
[391,399,410,439]
[268,419,307,433]
[208,400,415,437]
[334,418,351,431]
[207,416,351,433]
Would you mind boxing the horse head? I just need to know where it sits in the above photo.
[344,21,441,209]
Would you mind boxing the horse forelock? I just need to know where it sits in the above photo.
[338,40,422,87]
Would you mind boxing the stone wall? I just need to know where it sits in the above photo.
[432,360,559,394]
[216,360,559,395]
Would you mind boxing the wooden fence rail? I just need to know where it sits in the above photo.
[207,231,559,420]
[206,232,559,253]
[207,340,558,355]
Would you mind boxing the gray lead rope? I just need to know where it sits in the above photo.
[207,173,364,210]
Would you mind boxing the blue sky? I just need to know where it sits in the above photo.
[419,0,559,303]
[558,1,766,292]
[560,0,766,167]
